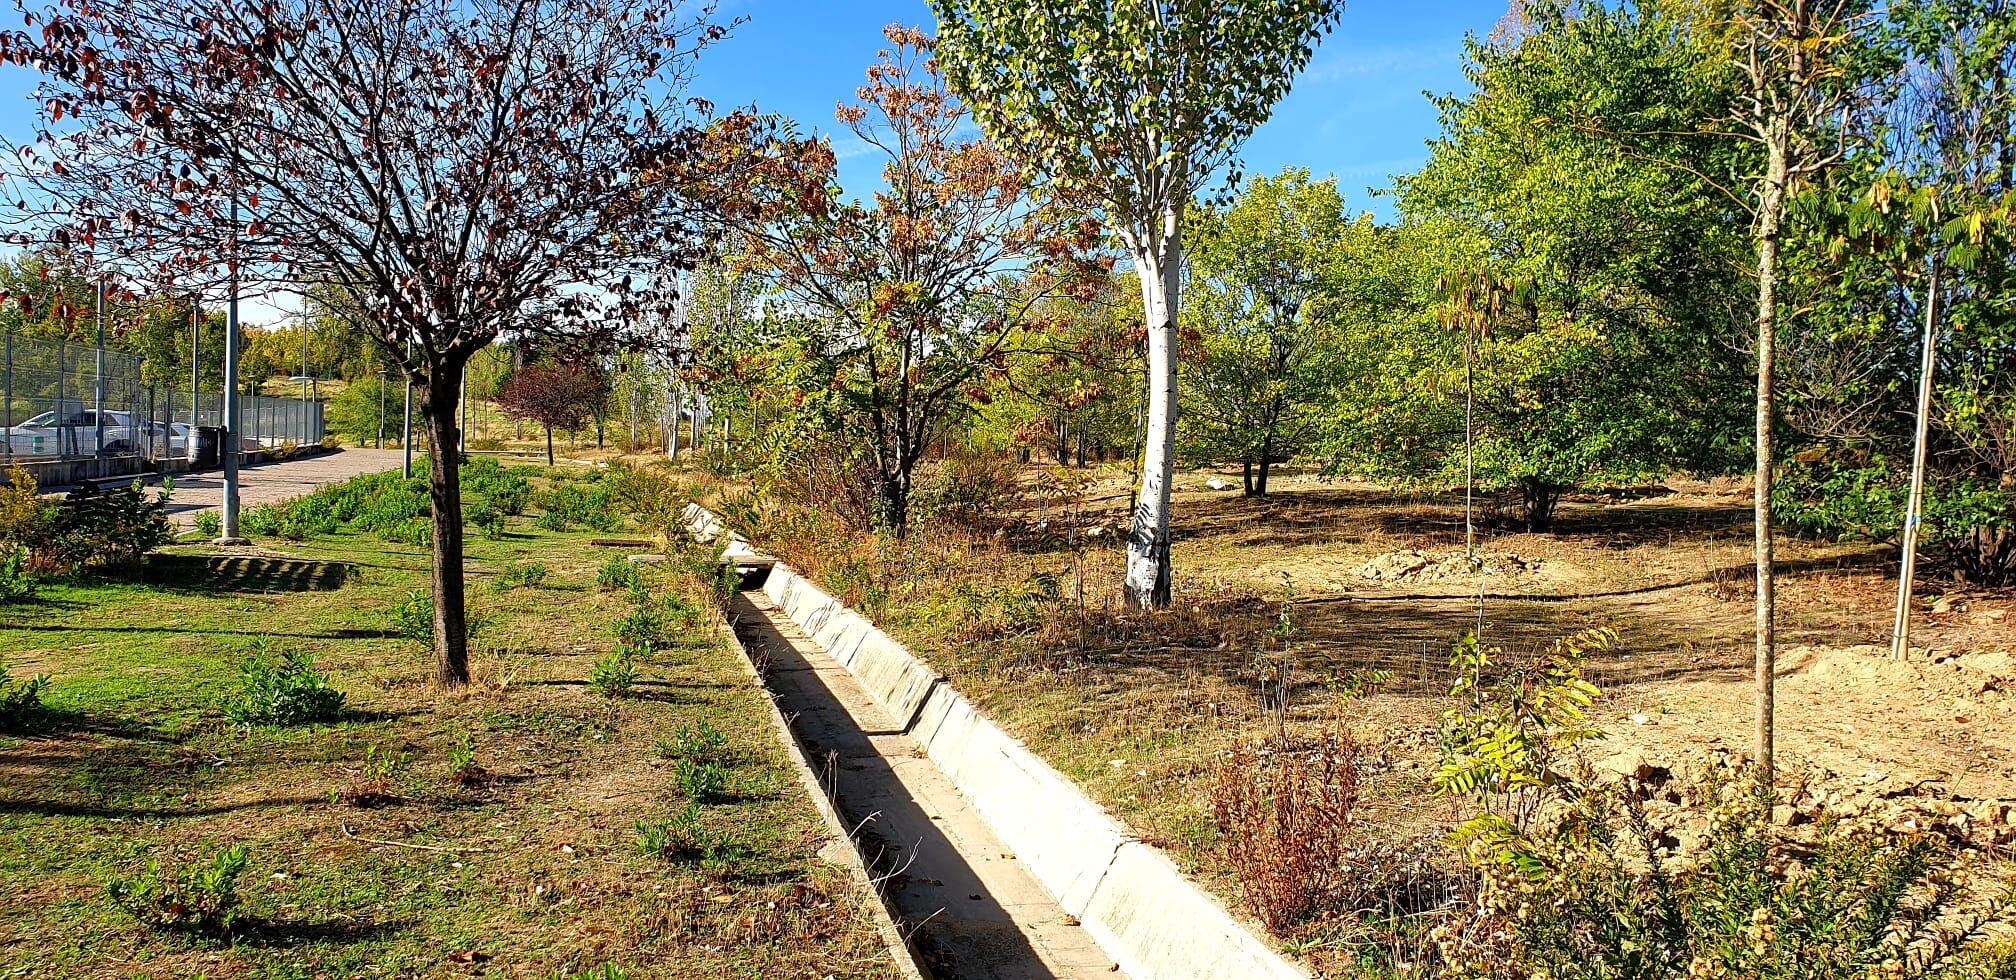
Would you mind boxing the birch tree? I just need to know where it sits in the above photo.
[930,0,1342,608]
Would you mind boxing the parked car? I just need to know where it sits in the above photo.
[1,409,154,456]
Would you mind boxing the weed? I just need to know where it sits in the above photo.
[192,510,222,539]
[106,845,250,933]
[673,757,731,803]
[494,560,550,591]
[635,801,744,869]
[465,499,507,540]
[534,510,571,532]
[547,963,629,980]
[336,743,410,806]
[589,648,639,698]
[597,556,639,591]
[660,720,729,764]
[392,590,434,645]
[1210,727,1369,934]
[218,640,346,727]
[0,545,35,604]
[380,516,432,547]
[447,733,489,786]
[0,659,51,730]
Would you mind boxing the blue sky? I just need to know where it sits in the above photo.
[0,2,1506,323]
[688,1,1506,216]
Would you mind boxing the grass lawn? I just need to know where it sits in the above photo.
[0,485,898,979]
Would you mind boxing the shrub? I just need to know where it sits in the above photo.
[0,659,51,730]
[460,458,533,516]
[534,510,570,532]
[0,545,36,603]
[914,450,1023,528]
[1440,773,2016,980]
[672,757,731,803]
[465,498,506,540]
[538,482,621,532]
[635,802,742,868]
[380,516,432,547]
[660,720,729,764]
[33,481,173,572]
[0,466,52,553]
[192,510,222,539]
[392,590,434,645]
[589,648,639,697]
[106,845,250,933]
[493,560,550,591]
[1210,728,1373,934]
[597,556,640,591]
[240,502,283,537]
[219,640,346,726]
[612,606,666,650]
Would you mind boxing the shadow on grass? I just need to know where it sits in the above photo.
[135,554,356,594]
[0,796,329,820]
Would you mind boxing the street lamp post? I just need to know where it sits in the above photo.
[377,366,387,449]
[215,198,249,546]
[93,279,106,459]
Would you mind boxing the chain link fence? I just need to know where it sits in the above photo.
[1,331,324,466]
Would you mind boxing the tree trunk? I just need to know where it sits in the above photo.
[1242,456,1255,496]
[422,364,470,687]
[544,426,554,466]
[1753,137,1788,782]
[1257,430,1276,497]
[1521,478,1559,532]
[1124,213,1180,610]
[1055,416,1068,465]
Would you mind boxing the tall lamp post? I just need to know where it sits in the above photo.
[214,197,250,546]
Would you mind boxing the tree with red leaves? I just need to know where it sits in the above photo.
[495,361,610,465]
[688,26,1103,535]
[0,0,739,684]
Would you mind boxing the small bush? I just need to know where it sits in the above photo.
[1210,729,1370,934]
[192,510,222,539]
[660,720,729,764]
[589,648,639,698]
[465,499,507,540]
[29,480,173,572]
[672,757,731,803]
[336,743,409,807]
[379,516,432,547]
[0,659,52,730]
[613,606,666,650]
[447,733,489,786]
[597,556,640,591]
[493,560,550,591]
[392,590,434,645]
[106,845,250,933]
[534,510,571,532]
[0,545,36,603]
[635,801,742,868]
[219,640,346,726]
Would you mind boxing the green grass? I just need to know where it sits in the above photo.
[0,483,895,979]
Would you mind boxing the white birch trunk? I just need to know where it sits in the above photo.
[1124,206,1182,609]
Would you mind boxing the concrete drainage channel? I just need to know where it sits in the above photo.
[684,504,1309,980]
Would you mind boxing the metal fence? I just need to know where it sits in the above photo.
[0,331,324,465]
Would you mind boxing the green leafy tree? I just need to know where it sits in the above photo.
[1179,168,1355,496]
[931,0,1344,608]
[1328,4,1752,531]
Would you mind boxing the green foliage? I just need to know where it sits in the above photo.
[659,720,729,764]
[612,606,667,650]
[0,659,51,730]
[588,648,639,698]
[672,757,730,803]
[447,733,488,785]
[0,545,36,603]
[391,590,434,646]
[493,560,550,591]
[464,498,506,540]
[337,743,411,806]
[34,481,175,572]
[218,640,346,727]
[460,457,533,515]
[537,481,621,532]
[192,510,222,539]
[323,374,398,446]
[1435,627,1611,850]
[597,556,640,591]
[105,845,250,933]
[634,802,742,868]
[1444,774,2016,980]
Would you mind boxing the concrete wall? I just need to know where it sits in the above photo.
[683,503,1309,980]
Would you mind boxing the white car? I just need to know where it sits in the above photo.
[1,409,155,456]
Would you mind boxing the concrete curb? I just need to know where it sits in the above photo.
[702,590,929,980]
[681,503,1309,980]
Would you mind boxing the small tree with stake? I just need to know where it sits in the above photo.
[0,0,736,686]
[496,361,610,465]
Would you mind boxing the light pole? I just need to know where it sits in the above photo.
[93,279,106,459]
[189,297,201,462]
[377,366,387,449]
[401,340,414,478]
[290,374,318,446]
[215,197,249,546]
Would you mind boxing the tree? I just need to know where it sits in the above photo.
[1729,0,1869,781]
[931,0,1343,608]
[1329,3,1753,531]
[697,26,1100,535]
[1180,169,1355,496]
[496,361,609,465]
[0,0,734,685]
[972,271,1144,466]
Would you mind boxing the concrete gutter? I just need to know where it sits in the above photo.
[703,586,929,980]
[683,504,1309,980]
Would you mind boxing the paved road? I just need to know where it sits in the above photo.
[158,448,408,527]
